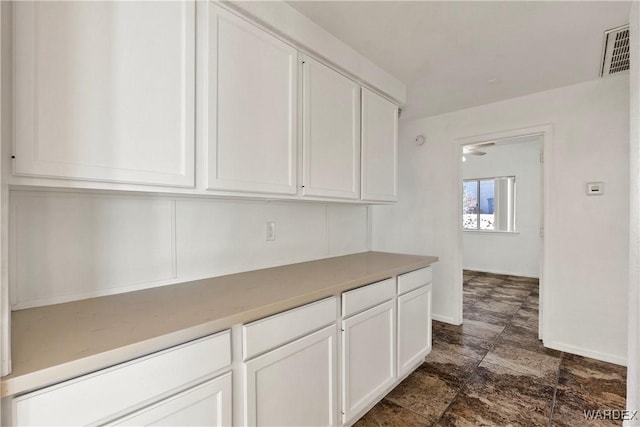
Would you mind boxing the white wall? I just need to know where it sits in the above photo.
[462,138,542,277]
[627,1,639,420]
[10,191,369,309]
[372,75,630,364]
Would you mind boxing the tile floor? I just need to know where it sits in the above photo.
[355,270,627,426]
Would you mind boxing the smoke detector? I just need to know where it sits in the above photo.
[600,25,629,77]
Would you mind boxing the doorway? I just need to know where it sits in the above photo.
[456,125,551,341]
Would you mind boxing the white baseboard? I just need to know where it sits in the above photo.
[432,313,459,325]
[545,339,627,366]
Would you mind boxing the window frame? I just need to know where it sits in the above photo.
[462,176,517,233]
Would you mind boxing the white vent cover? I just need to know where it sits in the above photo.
[600,25,629,77]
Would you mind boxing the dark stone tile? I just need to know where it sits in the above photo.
[557,354,626,408]
[463,287,490,300]
[436,319,505,342]
[499,283,537,294]
[369,273,626,427]
[481,343,561,385]
[505,275,539,284]
[437,391,548,427]
[511,305,539,330]
[432,320,458,335]
[463,305,512,326]
[433,327,494,352]
[463,300,476,311]
[419,356,479,390]
[468,276,504,286]
[552,387,623,426]
[452,366,555,424]
[492,287,531,297]
[464,283,497,295]
[489,289,531,304]
[422,339,486,389]
[385,369,459,423]
[497,325,562,358]
[354,399,432,427]
[473,298,522,315]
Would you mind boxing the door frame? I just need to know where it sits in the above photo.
[455,124,553,340]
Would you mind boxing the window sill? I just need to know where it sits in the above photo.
[463,230,520,235]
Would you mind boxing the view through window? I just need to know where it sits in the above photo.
[463,177,516,231]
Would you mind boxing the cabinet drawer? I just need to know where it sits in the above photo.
[243,297,337,360]
[342,278,395,318]
[13,331,231,426]
[397,267,432,296]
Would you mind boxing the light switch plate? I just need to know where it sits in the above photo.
[586,182,605,195]
[266,221,276,241]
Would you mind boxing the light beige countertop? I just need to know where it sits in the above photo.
[1,251,437,397]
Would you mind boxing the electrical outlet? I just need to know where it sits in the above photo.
[586,182,605,196]
[266,222,276,241]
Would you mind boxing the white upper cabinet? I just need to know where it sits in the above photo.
[302,56,360,199]
[205,4,297,195]
[13,1,195,187]
[361,88,398,202]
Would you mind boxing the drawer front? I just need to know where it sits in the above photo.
[243,297,337,361]
[397,267,432,296]
[342,278,395,318]
[13,331,231,427]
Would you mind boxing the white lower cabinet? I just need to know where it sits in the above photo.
[7,268,435,427]
[341,299,396,425]
[244,325,338,426]
[12,332,231,426]
[111,373,232,426]
[241,298,338,426]
[397,284,432,377]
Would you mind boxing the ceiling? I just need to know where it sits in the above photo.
[288,1,631,119]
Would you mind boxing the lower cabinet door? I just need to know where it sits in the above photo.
[111,373,232,426]
[244,325,338,426]
[341,299,396,424]
[397,284,432,377]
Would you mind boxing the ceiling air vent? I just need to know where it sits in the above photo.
[600,25,630,77]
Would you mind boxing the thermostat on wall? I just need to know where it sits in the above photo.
[586,182,605,195]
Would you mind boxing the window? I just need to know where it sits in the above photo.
[463,177,516,232]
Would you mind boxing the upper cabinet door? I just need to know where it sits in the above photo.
[13,1,195,187]
[361,88,398,202]
[205,4,297,195]
[302,56,360,199]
